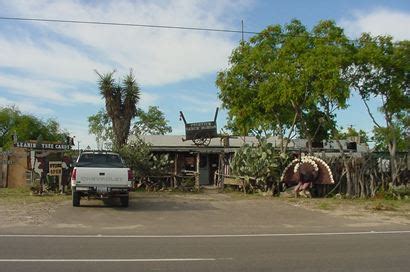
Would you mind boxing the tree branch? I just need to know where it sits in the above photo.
[362,98,382,128]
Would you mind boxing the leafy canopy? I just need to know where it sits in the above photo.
[133,106,172,135]
[348,34,410,155]
[0,106,69,149]
[216,19,352,150]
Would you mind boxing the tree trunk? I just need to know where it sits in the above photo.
[282,112,298,154]
[306,137,313,154]
[112,117,131,149]
[334,139,353,197]
[388,137,398,185]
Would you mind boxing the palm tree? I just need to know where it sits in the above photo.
[95,70,140,149]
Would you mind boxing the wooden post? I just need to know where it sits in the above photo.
[218,152,223,189]
[173,153,178,188]
[5,154,10,188]
[195,152,200,191]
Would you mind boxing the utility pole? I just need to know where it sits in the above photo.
[241,20,244,43]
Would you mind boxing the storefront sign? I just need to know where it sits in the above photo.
[14,142,71,150]
[185,121,217,140]
[49,161,62,176]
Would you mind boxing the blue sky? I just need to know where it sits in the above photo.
[0,0,409,148]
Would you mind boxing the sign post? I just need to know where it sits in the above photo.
[49,161,63,191]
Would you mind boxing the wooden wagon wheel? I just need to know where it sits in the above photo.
[192,134,211,146]
[192,137,205,146]
[202,136,211,146]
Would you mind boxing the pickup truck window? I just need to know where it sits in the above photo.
[77,153,124,168]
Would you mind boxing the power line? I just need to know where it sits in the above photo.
[0,16,401,44]
[0,16,260,35]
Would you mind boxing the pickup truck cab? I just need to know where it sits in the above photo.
[71,151,133,207]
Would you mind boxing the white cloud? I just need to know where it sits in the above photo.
[69,92,103,106]
[0,96,54,115]
[0,38,111,83]
[1,0,244,86]
[341,7,410,40]
[177,91,221,114]
[0,74,102,106]
[139,92,159,110]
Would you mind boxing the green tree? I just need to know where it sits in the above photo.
[133,106,172,135]
[340,127,370,144]
[118,137,173,179]
[217,28,296,147]
[96,70,140,149]
[217,20,352,153]
[88,106,171,149]
[348,34,410,183]
[88,109,113,150]
[372,114,409,152]
[0,106,69,149]
[297,108,336,144]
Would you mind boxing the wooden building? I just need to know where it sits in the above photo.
[139,135,369,187]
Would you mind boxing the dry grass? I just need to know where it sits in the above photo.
[0,187,70,204]
[285,197,410,221]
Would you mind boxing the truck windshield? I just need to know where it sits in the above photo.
[77,153,124,168]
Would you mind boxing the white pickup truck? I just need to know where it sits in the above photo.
[70,151,133,207]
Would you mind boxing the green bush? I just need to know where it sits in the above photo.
[230,140,287,192]
[118,137,173,179]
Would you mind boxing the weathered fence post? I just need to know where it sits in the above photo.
[195,152,200,191]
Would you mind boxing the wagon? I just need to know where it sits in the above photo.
[179,108,219,146]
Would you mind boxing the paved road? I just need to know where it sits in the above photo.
[0,232,409,272]
[1,193,409,271]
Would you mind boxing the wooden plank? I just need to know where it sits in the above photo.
[195,152,200,190]
[223,177,243,186]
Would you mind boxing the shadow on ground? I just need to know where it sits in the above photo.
[76,195,217,212]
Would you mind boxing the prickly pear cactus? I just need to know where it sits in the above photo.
[230,141,282,188]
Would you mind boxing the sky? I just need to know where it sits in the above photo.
[0,0,409,149]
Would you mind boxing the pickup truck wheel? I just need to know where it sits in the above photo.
[72,191,81,207]
[120,195,129,207]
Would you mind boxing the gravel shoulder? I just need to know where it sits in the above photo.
[0,189,409,233]
[284,197,410,225]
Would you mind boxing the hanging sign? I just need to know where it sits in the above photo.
[14,142,71,150]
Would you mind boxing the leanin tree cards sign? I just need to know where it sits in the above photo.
[14,142,71,150]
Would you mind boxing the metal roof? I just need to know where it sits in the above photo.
[130,135,369,153]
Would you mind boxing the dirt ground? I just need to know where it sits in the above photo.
[284,197,410,226]
[0,189,409,233]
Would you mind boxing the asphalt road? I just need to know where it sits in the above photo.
[0,232,409,272]
[1,193,409,271]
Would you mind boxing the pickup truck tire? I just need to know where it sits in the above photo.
[120,195,129,207]
[72,191,81,207]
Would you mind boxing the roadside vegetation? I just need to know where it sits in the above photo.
[0,187,70,204]
[0,106,70,150]
[286,197,410,220]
